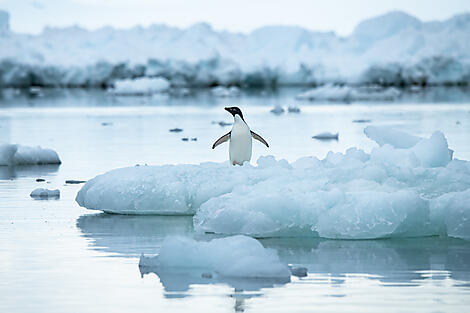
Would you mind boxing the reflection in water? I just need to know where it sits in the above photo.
[261,237,470,284]
[77,213,470,300]
[0,164,60,180]
[77,213,194,256]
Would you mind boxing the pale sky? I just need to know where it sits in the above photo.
[0,0,469,35]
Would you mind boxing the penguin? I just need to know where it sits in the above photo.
[212,107,269,165]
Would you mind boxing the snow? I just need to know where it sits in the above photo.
[30,188,60,198]
[296,84,401,102]
[109,77,169,95]
[139,235,291,279]
[76,127,470,240]
[0,144,61,166]
[1,10,470,87]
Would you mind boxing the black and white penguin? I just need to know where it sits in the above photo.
[212,107,269,165]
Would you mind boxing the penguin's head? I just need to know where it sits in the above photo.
[225,106,244,121]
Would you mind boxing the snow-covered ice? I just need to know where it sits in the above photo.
[76,127,470,240]
[1,10,470,87]
[0,144,61,166]
[139,235,291,279]
[108,77,170,95]
[30,188,60,198]
[296,84,401,102]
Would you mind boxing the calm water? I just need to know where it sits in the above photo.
[1,87,470,312]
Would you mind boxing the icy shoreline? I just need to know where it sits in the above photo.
[76,127,470,240]
[1,10,470,88]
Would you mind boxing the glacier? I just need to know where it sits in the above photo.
[1,10,470,87]
[0,144,61,166]
[76,127,470,240]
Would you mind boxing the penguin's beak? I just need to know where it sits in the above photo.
[224,107,230,113]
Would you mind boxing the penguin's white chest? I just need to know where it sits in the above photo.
[229,117,252,165]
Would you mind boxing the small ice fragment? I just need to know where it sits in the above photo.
[36,178,45,182]
[352,119,372,123]
[212,121,232,127]
[270,106,285,115]
[201,272,213,279]
[169,128,183,133]
[65,180,86,184]
[289,266,308,277]
[138,236,291,279]
[312,132,339,140]
[0,144,61,166]
[101,122,113,126]
[30,188,60,199]
[288,106,300,113]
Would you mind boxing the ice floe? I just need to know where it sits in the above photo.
[0,144,61,166]
[108,77,170,95]
[76,127,470,240]
[30,188,60,199]
[296,84,401,102]
[139,235,291,279]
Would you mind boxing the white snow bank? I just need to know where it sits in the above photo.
[2,11,470,87]
[0,144,61,166]
[76,128,470,240]
[139,235,290,279]
[211,86,240,97]
[30,188,60,198]
[296,84,401,102]
[109,77,169,95]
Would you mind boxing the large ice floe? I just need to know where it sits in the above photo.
[0,144,61,166]
[139,235,290,280]
[76,126,470,240]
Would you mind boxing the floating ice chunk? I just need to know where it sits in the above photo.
[270,106,285,115]
[139,235,291,279]
[296,84,400,102]
[0,144,61,166]
[296,84,352,101]
[30,188,60,198]
[211,86,240,97]
[365,126,421,148]
[109,77,169,95]
[312,132,339,140]
[287,106,301,113]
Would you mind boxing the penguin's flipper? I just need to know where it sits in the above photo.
[212,132,231,149]
[251,131,269,147]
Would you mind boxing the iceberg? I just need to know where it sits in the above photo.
[76,128,470,240]
[139,235,291,279]
[0,144,61,166]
